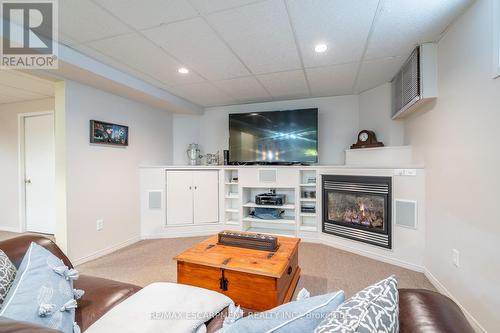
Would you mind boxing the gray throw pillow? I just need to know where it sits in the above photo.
[0,250,17,306]
[314,275,399,333]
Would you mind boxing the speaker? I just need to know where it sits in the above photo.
[259,169,277,183]
[148,191,162,210]
[223,150,229,165]
[395,199,417,229]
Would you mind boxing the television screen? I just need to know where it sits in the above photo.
[229,108,318,164]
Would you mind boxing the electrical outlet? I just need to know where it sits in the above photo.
[452,249,460,267]
[96,219,103,231]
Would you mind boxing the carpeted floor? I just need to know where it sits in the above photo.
[77,237,435,298]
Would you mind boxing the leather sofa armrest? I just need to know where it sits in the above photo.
[399,289,474,333]
[0,235,72,269]
[74,274,141,331]
[0,317,61,333]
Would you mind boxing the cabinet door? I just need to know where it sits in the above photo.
[193,170,219,224]
[166,171,193,225]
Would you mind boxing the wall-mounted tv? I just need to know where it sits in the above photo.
[229,108,318,165]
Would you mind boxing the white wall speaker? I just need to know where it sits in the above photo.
[148,191,162,210]
[259,169,277,183]
[395,199,417,229]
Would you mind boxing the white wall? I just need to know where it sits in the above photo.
[172,114,201,165]
[358,83,404,146]
[403,0,499,330]
[173,95,359,165]
[0,98,55,232]
[62,80,173,262]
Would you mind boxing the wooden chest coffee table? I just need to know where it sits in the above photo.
[174,232,301,311]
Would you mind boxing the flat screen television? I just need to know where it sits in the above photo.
[229,108,318,164]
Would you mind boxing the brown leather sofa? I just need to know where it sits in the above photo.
[1,235,475,333]
[0,235,141,332]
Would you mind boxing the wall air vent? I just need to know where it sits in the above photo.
[392,43,438,119]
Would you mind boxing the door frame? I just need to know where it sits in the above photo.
[17,111,55,233]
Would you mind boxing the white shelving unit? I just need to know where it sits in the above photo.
[299,170,318,232]
[224,169,240,226]
[241,186,297,237]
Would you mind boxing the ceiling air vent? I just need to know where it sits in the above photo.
[391,43,438,119]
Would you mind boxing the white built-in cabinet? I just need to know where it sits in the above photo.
[166,170,219,225]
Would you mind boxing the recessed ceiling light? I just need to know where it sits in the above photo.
[314,43,328,53]
[178,67,189,74]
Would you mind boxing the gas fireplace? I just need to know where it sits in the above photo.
[322,175,392,249]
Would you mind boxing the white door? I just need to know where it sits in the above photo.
[24,113,55,234]
[166,171,194,225]
[193,171,219,224]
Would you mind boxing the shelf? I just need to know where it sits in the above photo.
[299,226,317,232]
[225,182,238,185]
[246,227,296,237]
[300,213,316,217]
[242,216,296,225]
[225,208,239,213]
[225,195,239,199]
[299,183,317,187]
[225,220,239,225]
[299,198,317,202]
[242,202,295,210]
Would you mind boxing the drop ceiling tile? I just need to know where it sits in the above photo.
[355,56,405,93]
[189,0,261,14]
[256,70,309,99]
[287,0,378,67]
[0,71,54,96]
[206,0,301,74]
[212,76,271,103]
[143,17,249,80]
[59,0,132,44]
[366,0,471,59]
[94,0,198,30]
[170,82,235,107]
[87,33,206,86]
[306,62,358,97]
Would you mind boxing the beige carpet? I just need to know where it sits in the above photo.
[78,237,435,298]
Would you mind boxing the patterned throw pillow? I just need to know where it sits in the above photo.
[0,242,83,333]
[219,290,345,333]
[314,276,399,333]
[0,250,17,306]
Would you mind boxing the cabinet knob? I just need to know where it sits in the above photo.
[189,186,192,190]
[194,186,198,190]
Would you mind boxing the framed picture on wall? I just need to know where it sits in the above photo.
[90,120,129,146]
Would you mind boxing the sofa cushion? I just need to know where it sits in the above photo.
[73,274,140,331]
[219,290,345,333]
[314,275,398,333]
[0,250,17,306]
[0,242,80,333]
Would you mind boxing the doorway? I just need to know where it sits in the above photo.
[20,112,55,234]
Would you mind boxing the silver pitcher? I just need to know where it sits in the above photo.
[186,143,202,165]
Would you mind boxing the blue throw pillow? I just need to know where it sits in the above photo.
[219,290,345,333]
[0,242,82,333]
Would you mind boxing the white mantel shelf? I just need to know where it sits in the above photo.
[139,164,424,170]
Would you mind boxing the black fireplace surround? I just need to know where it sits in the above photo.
[322,175,392,249]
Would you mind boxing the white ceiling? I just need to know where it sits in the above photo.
[60,0,472,107]
[0,71,54,105]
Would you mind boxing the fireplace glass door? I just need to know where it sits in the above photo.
[322,175,392,249]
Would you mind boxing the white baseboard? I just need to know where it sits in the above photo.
[0,225,22,233]
[424,269,487,333]
[73,236,140,266]
[320,234,425,272]
[142,225,227,239]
